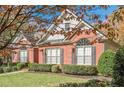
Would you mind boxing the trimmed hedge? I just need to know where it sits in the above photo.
[59,79,110,87]
[62,65,98,75]
[11,66,18,72]
[1,62,19,67]
[2,67,12,73]
[0,62,23,74]
[28,63,53,72]
[11,62,19,66]
[51,65,62,73]
[0,67,3,73]
[16,63,28,70]
[0,66,17,74]
[97,50,115,76]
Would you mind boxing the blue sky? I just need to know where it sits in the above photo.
[35,5,119,26]
[88,5,119,21]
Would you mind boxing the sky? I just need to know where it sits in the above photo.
[33,5,119,28]
[88,5,119,21]
[43,5,119,23]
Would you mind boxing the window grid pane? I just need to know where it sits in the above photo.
[46,49,61,64]
[20,50,27,62]
[77,47,92,65]
[85,47,91,56]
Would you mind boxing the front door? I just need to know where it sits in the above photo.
[20,50,28,63]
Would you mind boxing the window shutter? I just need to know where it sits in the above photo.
[72,48,76,64]
[43,49,46,64]
[60,48,64,64]
[92,46,96,65]
[18,51,20,62]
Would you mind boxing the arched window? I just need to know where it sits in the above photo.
[76,38,96,65]
[77,38,90,46]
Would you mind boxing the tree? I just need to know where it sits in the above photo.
[112,46,124,87]
[0,5,111,50]
[0,5,64,50]
[96,6,124,45]
[0,5,64,65]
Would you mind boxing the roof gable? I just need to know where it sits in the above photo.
[8,32,33,49]
[37,9,105,45]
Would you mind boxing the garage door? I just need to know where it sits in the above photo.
[76,46,96,65]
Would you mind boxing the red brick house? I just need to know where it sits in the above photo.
[11,9,119,65]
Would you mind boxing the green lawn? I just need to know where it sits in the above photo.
[0,72,86,87]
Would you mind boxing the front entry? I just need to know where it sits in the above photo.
[20,50,28,63]
[76,46,96,65]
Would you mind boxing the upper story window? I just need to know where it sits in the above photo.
[77,38,90,46]
[65,23,70,31]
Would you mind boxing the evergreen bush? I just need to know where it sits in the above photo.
[28,63,53,72]
[97,50,115,76]
[62,65,98,75]
[112,46,124,86]
[51,65,62,73]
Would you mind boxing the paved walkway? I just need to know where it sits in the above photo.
[0,69,28,76]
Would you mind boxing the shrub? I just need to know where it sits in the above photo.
[0,66,17,73]
[16,63,28,70]
[11,66,17,72]
[12,62,19,66]
[0,67,3,73]
[112,46,124,87]
[1,62,18,67]
[59,79,110,87]
[51,65,61,73]
[0,57,3,66]
[28,63,53,72]
[62,65,98,75]
[97,50,115,76]
[2,67,12,73]
[2,63,7,67]
[85,79,110,87]
[7,62,15,66]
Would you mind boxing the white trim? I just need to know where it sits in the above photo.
[36,9,105,45]
[36,10,66,45]
[64,9,105,40]
[11,32,32,47]
[12,34,23,44]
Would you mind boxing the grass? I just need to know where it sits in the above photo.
[0,72,87,87]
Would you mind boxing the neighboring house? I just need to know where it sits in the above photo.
[11,9,119,65]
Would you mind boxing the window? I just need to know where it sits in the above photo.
[76,38,96,65]
[20,50,28,63]
[84,47,92,65]
[77,38,90,46]
[46,48,61,64]
[76,46,95,65]
[65,23,70,31]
